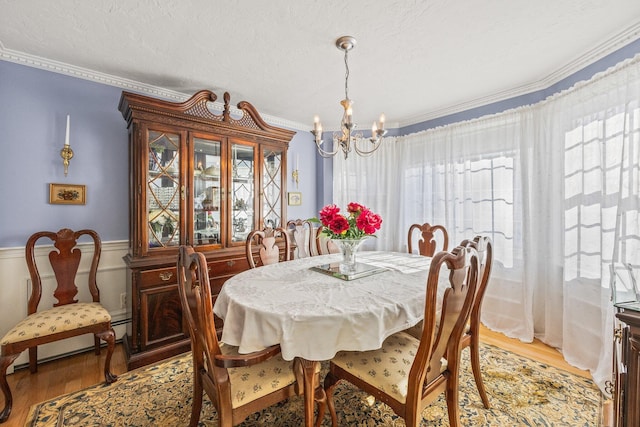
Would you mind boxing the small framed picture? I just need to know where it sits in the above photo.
[288,192,302,206]
[49,183,86,205]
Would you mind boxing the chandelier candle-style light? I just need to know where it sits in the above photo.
[311,36,387,159]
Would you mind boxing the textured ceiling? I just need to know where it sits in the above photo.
[2,0,640,129]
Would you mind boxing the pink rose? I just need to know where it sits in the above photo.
[356,209,382,234]
[347,202,365,213]
[319,204,341,226]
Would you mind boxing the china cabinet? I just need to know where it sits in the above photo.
[119,90,294,369]
[610,264,640,426]
[613,309,640,427]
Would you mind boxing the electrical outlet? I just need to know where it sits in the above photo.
[120,292,127,309]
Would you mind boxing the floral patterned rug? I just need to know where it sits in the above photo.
[25,343,601,426]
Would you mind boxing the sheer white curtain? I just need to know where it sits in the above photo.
[398,111,534,342]
[333,136,400,251]
[332,53,640,391]
[535,58,640,390]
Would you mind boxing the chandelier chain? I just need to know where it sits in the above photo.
[344,49,350,101]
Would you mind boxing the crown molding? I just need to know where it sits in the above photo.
[399,22,640,127]
[2,19,640,133]
[0,41,308,131]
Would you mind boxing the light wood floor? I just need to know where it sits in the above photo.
[4,326,592,427]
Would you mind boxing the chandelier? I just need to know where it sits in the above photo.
[311,36,387,159]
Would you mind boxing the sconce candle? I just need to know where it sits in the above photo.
[60,114,74,176]
[65,115,70,146]
[292,153,300,189]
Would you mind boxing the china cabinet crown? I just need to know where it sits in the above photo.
[119,90,294,369]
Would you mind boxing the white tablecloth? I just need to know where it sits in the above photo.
[213,251,433,361]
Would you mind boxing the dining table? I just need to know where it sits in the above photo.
[213,251,434,427]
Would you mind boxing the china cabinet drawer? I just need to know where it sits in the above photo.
[139,267,177,288]
[208,257,250,277]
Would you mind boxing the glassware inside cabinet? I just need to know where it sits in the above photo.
[612,262,640,311]
[262,148,283,229]
[231,144,254,242]
[147,130,180,248]
[193,137,222,246]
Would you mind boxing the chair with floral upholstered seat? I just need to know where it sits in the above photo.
[178,245,321,427]
[321,244,479,427]
[405,235,494,409]
[245,226,291,268]
[0,228,117,424]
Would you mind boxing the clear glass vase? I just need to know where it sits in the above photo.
[334,238,368,274]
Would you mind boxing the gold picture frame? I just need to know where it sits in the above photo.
[288,192,302,206]
[49,183,86,205]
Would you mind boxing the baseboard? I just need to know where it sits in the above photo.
[12,338,126,372]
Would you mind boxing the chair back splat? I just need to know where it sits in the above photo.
[322,244,479,427]
[407,222,448,256]
[286,219,313,259]
[0,228,117,424]
[245,226,291,268]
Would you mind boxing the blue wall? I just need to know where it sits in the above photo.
[0,61,128,247]
[400,38,640,135]
[0,60,318,248]
[2,36,640,248]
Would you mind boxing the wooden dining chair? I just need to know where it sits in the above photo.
[0,228,117,423]
[321,245,479,427]
[407,222,449,256]
[405,235,494,409]
[314,226,340,255]
[178,245,311,426]
[286,219,313,259]
[458,235,493,409]
[245,226,291,268]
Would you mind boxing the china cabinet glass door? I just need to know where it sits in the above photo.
[193,137,222,247]
[231,143,255,242]
[147,130,180,248]
[262,147,283,229]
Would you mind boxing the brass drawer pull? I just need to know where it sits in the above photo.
[604,379,615,395]
[159,271,173,281]
[227,260,235,267]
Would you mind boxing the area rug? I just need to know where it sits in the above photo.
[26,343,601,426]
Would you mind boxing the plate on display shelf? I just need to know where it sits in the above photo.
[310,262,387,281]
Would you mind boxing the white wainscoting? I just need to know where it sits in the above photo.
[0,240,130,373]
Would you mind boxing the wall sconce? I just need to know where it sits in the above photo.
[60,115,74,176]
[291,154,299,189]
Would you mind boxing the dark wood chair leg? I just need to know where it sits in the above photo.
[96,329,118,383]
[314,386,327,427]
[94,336,101,356]
[189,368,204,427]
[0,354,19,424]
[470,332,490,408]
[28,347,37,374]
[323,372,340,427]
[446,362,461,427]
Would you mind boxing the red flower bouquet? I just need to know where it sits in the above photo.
[311,202,382,239]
